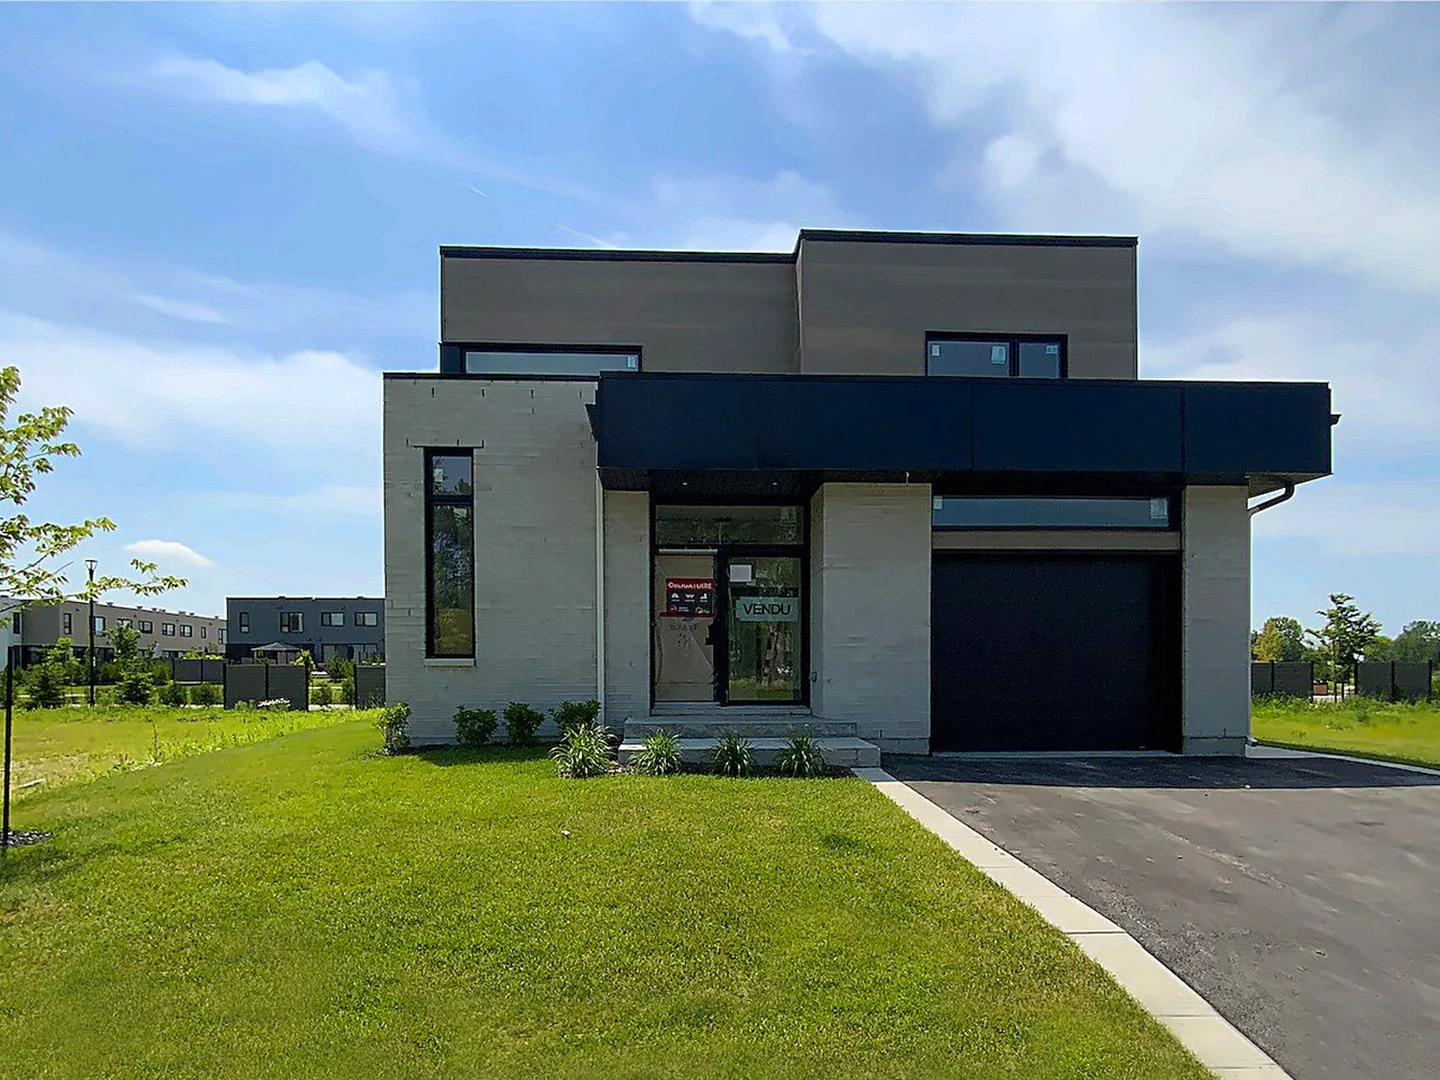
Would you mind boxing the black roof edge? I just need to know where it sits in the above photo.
[438,229,1138,263]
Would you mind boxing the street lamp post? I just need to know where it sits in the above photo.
[86,559,97,707]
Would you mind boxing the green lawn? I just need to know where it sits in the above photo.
[1253,696,1440,769]
[4,704,374,797]
[0,720,1207,1079]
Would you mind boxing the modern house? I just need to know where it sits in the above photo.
[224,597,385,663]
[5,599,226,665]
[382,229,1333,758]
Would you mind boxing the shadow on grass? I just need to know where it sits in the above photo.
[882,753,1440,790]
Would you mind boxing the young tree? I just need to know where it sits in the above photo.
[0,365,185,626]
[108,623,142,668]
[1306,593,1382,684]
[1255,616,1306,662]
[1393,620,1440,664]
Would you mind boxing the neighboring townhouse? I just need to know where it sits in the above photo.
[383,229,1334,755]
[224,597,385,662]
[8,599,225,664]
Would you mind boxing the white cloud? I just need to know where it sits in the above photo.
[689,1,801,54]
[703,5,1440,295]
[197,484,381,522]
[1253,480,1440,557]
[135,293,229,325]
[0,311,379,460]
[123,539,215,568]
[641,169,857,251]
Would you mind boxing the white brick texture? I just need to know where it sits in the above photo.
[1181,486,1252,754]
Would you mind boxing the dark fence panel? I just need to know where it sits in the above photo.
[223,664,308,710]
[355,664,385,708]
[1251,661,1314,698]
[1355,662,1391,698]
[1355,661,1435,702]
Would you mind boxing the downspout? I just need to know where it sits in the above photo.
[1247,479,1295,517]
[595,469,605,728]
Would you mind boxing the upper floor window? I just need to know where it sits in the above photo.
[179,624,193,638]
[138,620,153,634]
[927,334,1066,379]
[219,629,227,644]
[61,612,71,635]
[932,496,1173,530]
[238,612,250,634]
[162,622,175,636]
[320,611,345,627]
[280,612,304,634]
[200,627,207,639]
[93,616,106,634]
[10,613,19,633]
[461,346,639,377]
[117,618,133,629]
[356,612,379,627]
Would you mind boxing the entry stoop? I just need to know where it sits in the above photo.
[618,714,880,769]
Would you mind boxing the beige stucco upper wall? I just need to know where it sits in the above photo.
[441,256,798,374]
[796,240,1138,379]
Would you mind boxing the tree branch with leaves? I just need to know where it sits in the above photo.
[0,365,186,619]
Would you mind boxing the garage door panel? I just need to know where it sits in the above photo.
[931,554,1179,752]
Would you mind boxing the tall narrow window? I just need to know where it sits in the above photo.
[427,450,475,657]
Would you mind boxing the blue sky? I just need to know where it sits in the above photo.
[1,3,1437,635]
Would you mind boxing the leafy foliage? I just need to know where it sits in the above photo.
[1394,621,1440,665]
[0,366,185,620]
[503,701,544,746]
[453,704,498,747]
[108,623,142,667]
[1307,593,1382,682]
[550,719,614,778]
[551,699,600,735]
[713,731,755,778]
[158,681,188,707]
[310,682,334,707]
[776,729,829,778]
[378,702,411,754]
[24,661,67,708]
[190,681,221,707]
[633,729,682,776]
[1254,616,1306,662]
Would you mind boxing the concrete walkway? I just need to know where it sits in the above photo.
[856,767,1291,1079]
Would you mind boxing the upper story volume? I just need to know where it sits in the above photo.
[436,228,1139,380]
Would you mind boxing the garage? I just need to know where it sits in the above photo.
[931,553,1181,752]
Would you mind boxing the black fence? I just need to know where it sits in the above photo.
[355,664,385,708]
[1250,661,1315,698]
[222,664,308,711]
[1355,661,1435,703]
[171,657,226,683]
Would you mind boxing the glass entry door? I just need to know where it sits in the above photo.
[723,555,803,704]
[653,553,717,702]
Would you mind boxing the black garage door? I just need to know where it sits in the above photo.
[931,553,1180,752]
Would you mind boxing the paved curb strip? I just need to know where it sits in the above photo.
[1248,742,1440,777]
[854,767,1293,1080]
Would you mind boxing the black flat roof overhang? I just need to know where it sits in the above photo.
[591,373,1333,495]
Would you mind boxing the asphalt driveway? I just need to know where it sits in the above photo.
[884,752,1440,1080]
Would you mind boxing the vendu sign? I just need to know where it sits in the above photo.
[733,595,800,622]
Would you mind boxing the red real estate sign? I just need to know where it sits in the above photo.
[664,578,715,617]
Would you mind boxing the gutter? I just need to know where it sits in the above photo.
[1248,479,1296,517]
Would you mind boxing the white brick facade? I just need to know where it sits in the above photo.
[1181,486,1252,754]
[810,484,932,753]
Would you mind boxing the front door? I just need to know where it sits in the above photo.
[722,554,803,704]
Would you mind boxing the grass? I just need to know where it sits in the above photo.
[0,721,1208,1079]
[1252,695,1440,769]
[4,704,376,797]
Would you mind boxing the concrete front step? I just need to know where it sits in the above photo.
[618,736,880,769]
[626,718,858,739]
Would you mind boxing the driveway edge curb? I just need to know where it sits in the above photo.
[855,767,1294,1080]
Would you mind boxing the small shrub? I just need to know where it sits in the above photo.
[158,681,188,707]
[776,729,828,778]
[552,699,600,735]
[232,699,257,712]
[633,729,682,776]
[379,702,411,754]
[551,720,614,778]
[190,681,221,706]
[310,682,334,707]
[504,701,544,745]
[24,663,67,709]
[713,731,755,778]
[339,674,356,705]
[116,667,154,706]
[453,704,498,747]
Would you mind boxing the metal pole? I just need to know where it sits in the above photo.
[4,645,14,855]
[87,559,97,707]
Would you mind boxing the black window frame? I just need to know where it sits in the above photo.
[238,612,249,634]
[138,619,153,634]
[356,611,379,628]
[280,611,304,634]
[201,627,207,639]
[442,342,643,379]
[61,612,71,635]
[93,615,106,634]
[925,332,1068,379]
[161,622,175,636]
[179,624,193,638]
[320,611,345,628]
[425,448,477,659]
